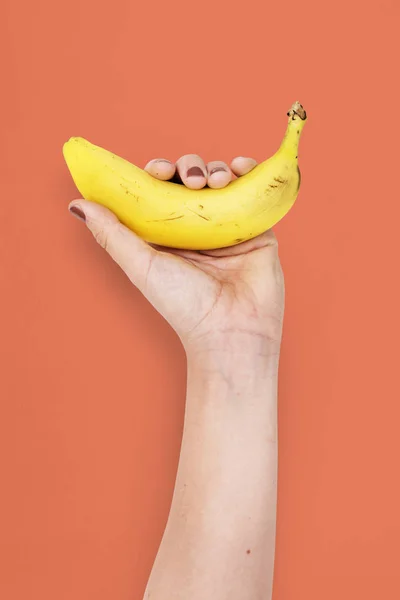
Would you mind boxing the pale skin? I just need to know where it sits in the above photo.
[69,152,285,600]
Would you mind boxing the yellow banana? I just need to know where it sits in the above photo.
[63,101,307,250]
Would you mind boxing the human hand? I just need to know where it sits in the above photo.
[69,154,285,357]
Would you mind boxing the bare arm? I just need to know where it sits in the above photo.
[143,343,279,600]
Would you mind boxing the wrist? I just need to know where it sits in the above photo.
[185,328,281,364]
[185,331,281,395]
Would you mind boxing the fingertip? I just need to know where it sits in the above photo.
[230,157,258,176]
[176,155,207,189]
[144,159,176,181]
[185,176,207,190]
[207,170,232,189]
[68,199,120,227]
[184,166,207,189]
[68,201,86,222]
[205,163,232,189]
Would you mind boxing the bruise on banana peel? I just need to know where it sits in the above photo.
[63,101,307,251]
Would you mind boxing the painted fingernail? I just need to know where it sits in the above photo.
[210,167,226,175]
[187,166,205,178]
[69,205,86,222]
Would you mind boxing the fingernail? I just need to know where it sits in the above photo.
[210,166,226,175]
[155,159,171,164]
[187,166,205,178]
[69,205,86,222]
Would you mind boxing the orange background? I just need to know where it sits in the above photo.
[1,0,399,598]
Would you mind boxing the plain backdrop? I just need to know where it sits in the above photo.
[1,0,400,598]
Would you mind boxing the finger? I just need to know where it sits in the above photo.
[206,161,232,189]
[198,229,278,257]
[176,154,207,190]
[230,157,258,177]
[68,200,157,297]
[144,158,176,181]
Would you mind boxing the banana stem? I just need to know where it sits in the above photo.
[277,101,307,160]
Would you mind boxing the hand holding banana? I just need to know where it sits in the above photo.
[65,102,306,347]
[64,101,307,251]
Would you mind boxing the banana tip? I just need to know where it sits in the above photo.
[63,137,86,160]
[287,101,307,121]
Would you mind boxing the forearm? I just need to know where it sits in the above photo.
[143,340,280,600]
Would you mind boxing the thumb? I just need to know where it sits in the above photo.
[69,200,156,296]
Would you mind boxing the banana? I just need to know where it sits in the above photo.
[63,101,307,250]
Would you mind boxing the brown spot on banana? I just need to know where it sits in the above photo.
[187,208,211,221]
[297,166,301,190]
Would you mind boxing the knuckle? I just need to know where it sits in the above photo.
[93,227,109,250]
[92,221,121,252]
[177,154,202,167]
